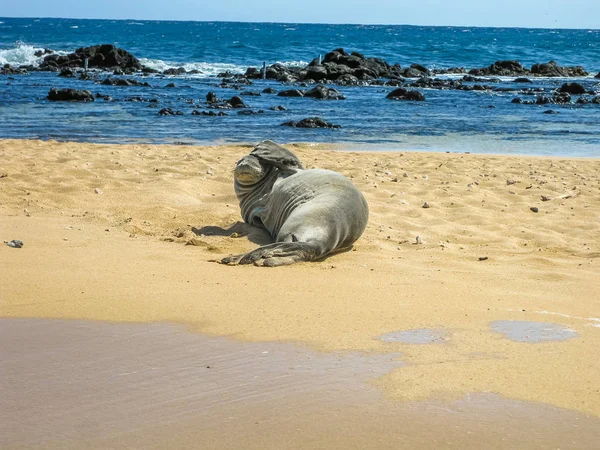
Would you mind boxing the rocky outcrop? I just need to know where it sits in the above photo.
[34,48,54,58]
[469,60,528,77]
[100,77,151,87]
[304,85,346,100]
[1,64,29,75]
[277,89,305,97]
[47,88,94,102]
[530,61,588,77]
[227,96,248,108]
[163,67,186,76]
[158,108,183,115]
[192,110,228,116]
[40,44,143,72]
[557,82,586,94]
[386,88,425,101]
[281,117,341,128]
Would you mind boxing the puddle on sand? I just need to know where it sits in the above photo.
[2,318,599,450]
[377,328,447,344]
[491,320,578,343]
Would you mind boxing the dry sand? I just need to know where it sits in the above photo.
[1,139,600,447]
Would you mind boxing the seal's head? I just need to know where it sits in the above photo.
[234,154,267,185]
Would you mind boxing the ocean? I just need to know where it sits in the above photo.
[1,17,599,156]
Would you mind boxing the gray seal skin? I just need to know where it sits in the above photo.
[222,140,369,267]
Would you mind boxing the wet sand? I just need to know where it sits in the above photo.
[1,139,600,447]
[2,318,600,450]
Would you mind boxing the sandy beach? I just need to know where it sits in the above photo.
[1,139,600,448]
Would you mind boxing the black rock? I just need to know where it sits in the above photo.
[100,77,150,87]
[41,44,143,71]
[304,65,329,81]
[386,88,425,101]
[262,87,278,94]
[335,74,363,86]
[34,48,53,58]
[595,72,600,79]
[511,97,523,104]
[269,105,287,111]
[165,82,176,88]
[237,109,264,115]
[228,96,247,108]
[304,84,346,100]
[543,109,560,114]
[469,60,527,77]
[163,67,186,76]
[206,92,218,103]
[531,60,588,77]
[281,117,341,128]
[514,77,532,83]
[0,65,29,75]
[158,108,183,116]
[558,82,586,94]
[95,93,112,101]
[47,88,94,102]
[277,89,305,97]
[58,68,75,78]
[535,95,553,105]
[553,92,571,104]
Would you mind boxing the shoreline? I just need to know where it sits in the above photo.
[3,137,600,160]
[1,138,599,423]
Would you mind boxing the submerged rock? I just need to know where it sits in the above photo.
[304,84,346,100]
[558,82,586,94]
[47,88,94,102]
[386,88,425,101]
[281,117,341,128]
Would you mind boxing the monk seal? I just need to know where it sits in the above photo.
[221,140,369,267]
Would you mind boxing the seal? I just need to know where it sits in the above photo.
[221,140,369,267]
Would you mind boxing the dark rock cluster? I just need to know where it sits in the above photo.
[47,88,94,102]
[386,88,426,101]
[39,44,143,72]
[469,60,588,77]
[281,117,341,128]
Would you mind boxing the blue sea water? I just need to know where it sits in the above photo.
[1,17,599,156]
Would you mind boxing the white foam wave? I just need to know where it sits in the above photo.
[139,57,247,76]
[0,43,67,67]
[275,60,309,68]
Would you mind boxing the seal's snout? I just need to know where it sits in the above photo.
[234,155,264,185]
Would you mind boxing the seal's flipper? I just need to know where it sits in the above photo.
[221,241,324,267]
[251,140,304,172]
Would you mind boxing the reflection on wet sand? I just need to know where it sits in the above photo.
[2,318,599,450]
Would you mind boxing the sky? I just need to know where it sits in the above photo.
[2,0,599,29]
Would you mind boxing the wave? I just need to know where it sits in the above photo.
[139,57,247,76]
[0,43,68,67]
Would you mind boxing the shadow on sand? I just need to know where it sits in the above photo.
[192,221,272,246]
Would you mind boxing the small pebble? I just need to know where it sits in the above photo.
[94,188,102,194]
[507,179,516,185]
[415,235,423,245]
[422,202,430,208]
[479,256,489,261]
[530,207,539,213]
[5,240,24,248]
